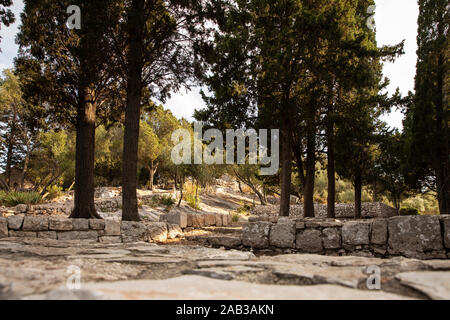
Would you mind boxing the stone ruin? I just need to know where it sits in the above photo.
[242,215,450,260]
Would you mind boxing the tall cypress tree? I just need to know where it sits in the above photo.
[404,0,449,214]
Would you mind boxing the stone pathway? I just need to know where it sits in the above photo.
[1,238,449,300]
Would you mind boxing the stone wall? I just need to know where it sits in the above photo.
[160,211,233,229]
[243,215,450,260]
[0,216,183,244]
[251,202,398,219]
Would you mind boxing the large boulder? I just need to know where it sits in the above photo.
[269,218,295,248]
[147,222,168,242]
[342,221,370,246]
[388,216,444,259]
[242,222,271,249]
[296,229,323,253]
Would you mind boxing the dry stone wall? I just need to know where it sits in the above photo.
[243,215,450,260]
[0,211,233,243]
[251,202,398,219]
[0,216,185,244]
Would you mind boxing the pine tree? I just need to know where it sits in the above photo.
[404,0,449,214]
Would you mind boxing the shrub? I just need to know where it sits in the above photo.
[399,207,420,216]
[160,195,176,207]
[0,191,43,207]
[232,213,240,223]
[46,185,64,201]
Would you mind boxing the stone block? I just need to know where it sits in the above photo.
[38,231,57,240]
[165,211,188,228]
[322,228,341,249]
[72,219,89,231]
[0,217,7,238]
[296,229,323,253]
[269,220,295,248]
[89,219,105,230]
[388,216,443,259]
[371,219,388,245]
[104,220,121,236]
[22,216,49,231]
[121,221,148,243]
[9,230,37,238]
[342,221,370,245]
[7,215,24,230]
[57,231,99,241]
[242,222,271,249]
[49,217,73,231]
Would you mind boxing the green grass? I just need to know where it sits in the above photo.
[0,191,43,207]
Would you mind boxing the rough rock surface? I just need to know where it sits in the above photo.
[242,222,271,249]
[388,216,444,259]
[296,229,323,253]
[342,221,370,246]
[322,228,341,249]
[0,238,449,300]
[269,219,295,248]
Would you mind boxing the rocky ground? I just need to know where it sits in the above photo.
[1,185,449,300]
[0,236,449,300]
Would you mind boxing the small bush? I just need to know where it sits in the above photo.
[399,207,420,216]
[46,185,64,201]
[160,195,176,207]
[0,191,43,207]
[232,213,240,223]
[185,193,201,210]
[236,202,252,215]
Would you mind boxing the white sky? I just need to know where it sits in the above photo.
[0,0,419,130]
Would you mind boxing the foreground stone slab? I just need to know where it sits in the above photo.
[44,275,411,300]
[396,271,450,300]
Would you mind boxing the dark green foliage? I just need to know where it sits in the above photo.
[399,207,420,216]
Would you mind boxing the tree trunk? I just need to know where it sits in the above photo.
[326,110,335,218]
[304,104,316,218]
[20,149,30,190]
[5,105,18,189]
[238,180,243,193]
[122,0,145,222]
[354,172,362,219]
[280,103,292,217]
[70,85,101,219]
[148,161,157,191]
[372,179,378,202]
[177,175,185,208]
